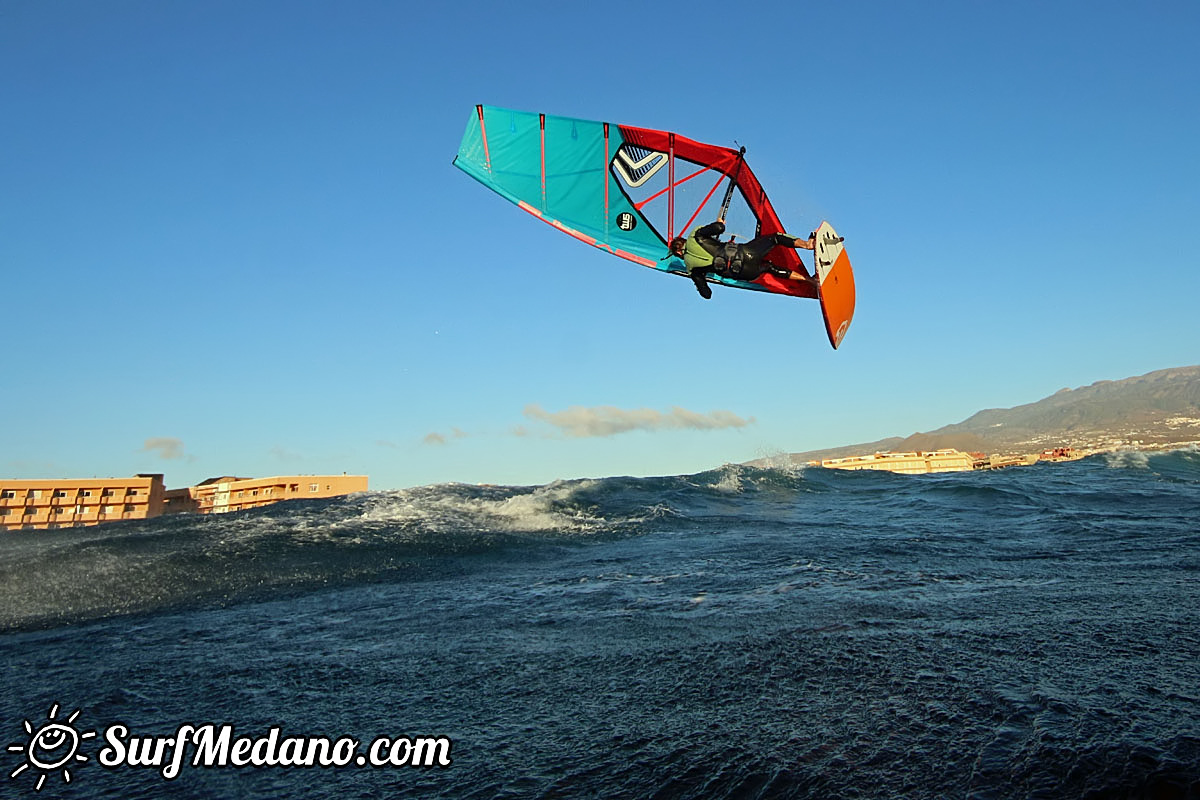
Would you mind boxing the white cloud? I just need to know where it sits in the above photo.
[270,446,304,463]
[142,437,186,460]
[523,404,754,438]
[422,428,468,446]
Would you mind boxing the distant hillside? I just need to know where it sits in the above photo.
[763,365,1200,465]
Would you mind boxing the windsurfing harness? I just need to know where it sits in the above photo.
[686,221,805,282]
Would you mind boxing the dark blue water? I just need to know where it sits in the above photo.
[2,450,1199,799]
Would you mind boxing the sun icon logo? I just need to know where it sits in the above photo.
[7,704,96,792]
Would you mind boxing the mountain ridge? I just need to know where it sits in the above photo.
[759,365,1200,466]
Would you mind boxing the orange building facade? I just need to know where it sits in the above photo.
[2,474,368,531]
[0,474,166,531]
[163,475,369,515]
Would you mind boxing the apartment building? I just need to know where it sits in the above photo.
[3,474,368,531]
[810,449,977,474]
[0,474,166,531]
[163,474,368,515]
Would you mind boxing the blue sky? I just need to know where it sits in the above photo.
[3,0,1197,490]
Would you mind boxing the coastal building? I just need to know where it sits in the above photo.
[973,453,1041,470]
[0,474,166,531]
[163,475,368,515]
[810,449,976,474]
[3,474,368,531]
[1039,447,1084,462]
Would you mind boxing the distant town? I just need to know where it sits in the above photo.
[801,423,1200,475]
[0,474,368,532]
[769,366,1200,471]
[810,444,1118,475]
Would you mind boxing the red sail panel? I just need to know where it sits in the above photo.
[617,124,807,284]
[618,125,781,233]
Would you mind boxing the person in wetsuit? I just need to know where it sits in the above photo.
[667,220,817,300]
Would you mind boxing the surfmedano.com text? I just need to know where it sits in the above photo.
[99,723,453,780]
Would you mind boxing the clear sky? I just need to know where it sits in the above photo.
[3,0,1198,490]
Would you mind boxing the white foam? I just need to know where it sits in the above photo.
[351,480,606,534]
[753,451,806,473]
[709,464,745,493]
[1104,448,1151,470]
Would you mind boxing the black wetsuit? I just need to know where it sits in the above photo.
[685,221,797,282]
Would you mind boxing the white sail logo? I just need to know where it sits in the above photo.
[613,147,668,188]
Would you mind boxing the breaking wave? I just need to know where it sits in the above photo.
[2,452,1197,632]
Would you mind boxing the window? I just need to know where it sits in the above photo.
[102,506,115,514]
[1,490,15,499]
[54,490,68,498]
[0,509,9,516]
[27,490,42,499]
[53,507,66,515]
[74,505,87,515]
[81,490,92,497]
[102,490,115,497]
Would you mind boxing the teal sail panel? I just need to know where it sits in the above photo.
[453,105,669,268]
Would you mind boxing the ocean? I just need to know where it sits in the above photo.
[2,450,1198,799]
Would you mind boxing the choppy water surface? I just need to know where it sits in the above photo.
[2,451,1198,798]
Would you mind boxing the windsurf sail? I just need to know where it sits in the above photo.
[453,105,855,348]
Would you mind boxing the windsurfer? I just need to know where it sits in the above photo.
[669,220,817,300]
